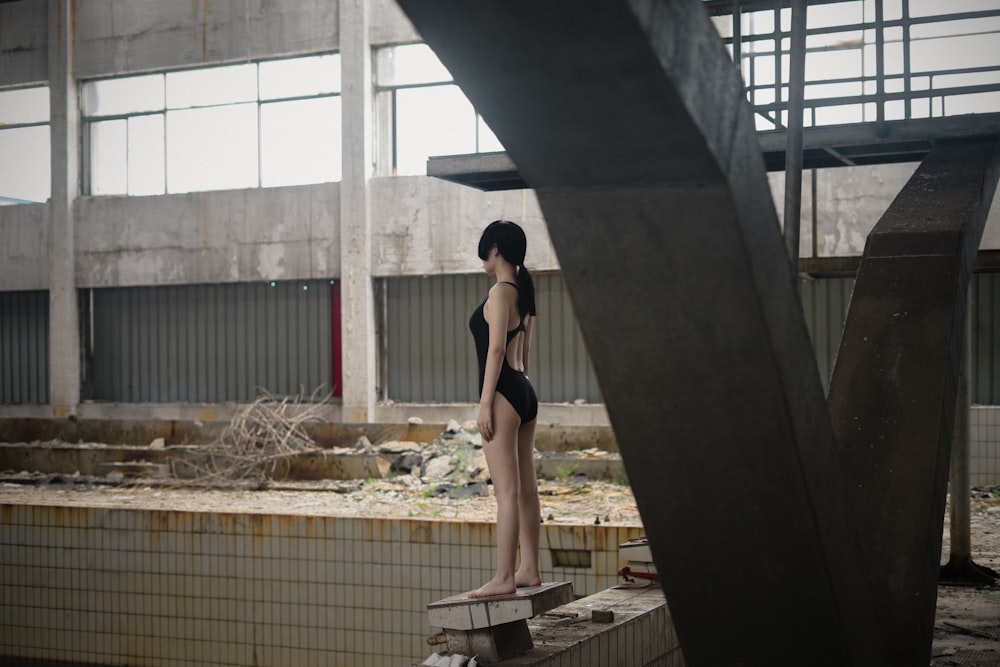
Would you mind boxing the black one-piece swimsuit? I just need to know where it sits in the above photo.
[469,283,538,424]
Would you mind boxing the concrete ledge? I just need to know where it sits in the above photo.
[505,585,683,666]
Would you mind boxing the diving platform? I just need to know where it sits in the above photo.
[427,113,1000,191]
[427,582,574,662]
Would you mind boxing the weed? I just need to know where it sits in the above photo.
[554,462,579,481]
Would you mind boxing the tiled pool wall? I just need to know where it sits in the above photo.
[0,504,643,667]
[971,406,1000,486]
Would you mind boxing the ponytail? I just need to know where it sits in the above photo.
[516,264,536,318]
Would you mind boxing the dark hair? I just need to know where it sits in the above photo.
[478,220,536,317]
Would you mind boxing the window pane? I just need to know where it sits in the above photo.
[745,10,775,36]
[376,44,452,87]
[260,54,341,100]
[814,103,864,126]
[82,74,164,117]
[0,126,50,205]
[90,119,127,195]
[911,34,1000,74]
[0,86,49,124]
[261,97,341,187]
[806,1,863,29]
[909,0,995,18]
[943,90,1000,116]
[166,104,258,193]
[128,114,165,196]
[395,84,476,176]
[477,116,504,153]
[166,64,257,109]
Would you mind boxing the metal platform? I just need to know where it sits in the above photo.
[428,113,1000,191]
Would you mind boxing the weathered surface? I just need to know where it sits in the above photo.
[428,581,574,630]
[396,1,883,664]
[827,140,1000,665]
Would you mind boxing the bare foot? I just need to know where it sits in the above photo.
[468,575,516,598]
[515,571,542,588]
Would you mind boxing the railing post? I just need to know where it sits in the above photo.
[783,0,808,271]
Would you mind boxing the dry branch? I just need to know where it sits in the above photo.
[181,387,331,488]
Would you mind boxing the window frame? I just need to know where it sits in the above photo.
[374,43,501,177]
[0,84,51,206]
[80,53,343,197]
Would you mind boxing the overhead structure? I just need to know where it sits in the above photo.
[428,113,1000,190]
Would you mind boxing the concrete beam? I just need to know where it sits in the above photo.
[72,0,338,78]
[827,140,1000,664]
[396,1,884,664]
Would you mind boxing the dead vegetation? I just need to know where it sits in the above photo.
[179,388,330,487]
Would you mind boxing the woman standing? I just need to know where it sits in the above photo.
[468,220,541,598]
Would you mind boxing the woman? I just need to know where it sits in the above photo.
[468,220,541,598]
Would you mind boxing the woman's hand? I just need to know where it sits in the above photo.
[478,402,494,443]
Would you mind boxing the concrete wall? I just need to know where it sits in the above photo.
[0,203,48,291]
[75,186,342,288]
[0,1,46,86]
[370,176,554,276]
[72,0,339,77]
[772,165,1000,257]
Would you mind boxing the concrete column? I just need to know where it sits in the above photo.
[827,141,1000,664]
[339,0,376,422]
[48,0,80,417]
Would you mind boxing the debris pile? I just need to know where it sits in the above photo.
[181,389,330,487]
[336,420,491,498]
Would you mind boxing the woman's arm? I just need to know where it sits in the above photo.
[478,284,517,442]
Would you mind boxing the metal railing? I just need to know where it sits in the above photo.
[705,1,1000,131]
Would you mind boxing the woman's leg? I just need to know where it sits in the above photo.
[514,418,542,587]
[469,394,521,598]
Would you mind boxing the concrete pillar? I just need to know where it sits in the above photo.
[827,141,1000,664]
[339,0,376,422]
[47,0,80,417]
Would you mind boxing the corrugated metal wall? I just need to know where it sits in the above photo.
[384,274,859,405]
[9,274,1000,407]
[799,276,855,391]
[972,273,1000,404]
[0,290,49,404]
[384,273,603,404]
[90,281,334,402]
[799,274,1000,403]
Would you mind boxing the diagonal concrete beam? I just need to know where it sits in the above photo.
[827,140,1000,665]
[397,1,885,664]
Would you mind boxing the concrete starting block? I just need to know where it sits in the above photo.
[427,582,574,662]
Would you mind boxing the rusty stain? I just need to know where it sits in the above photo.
[410,520,434,544]
[304,516,315,539]
[594,526,607,551]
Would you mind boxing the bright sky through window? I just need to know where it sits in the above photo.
[82,54,343,196]
[0,86,50,205]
